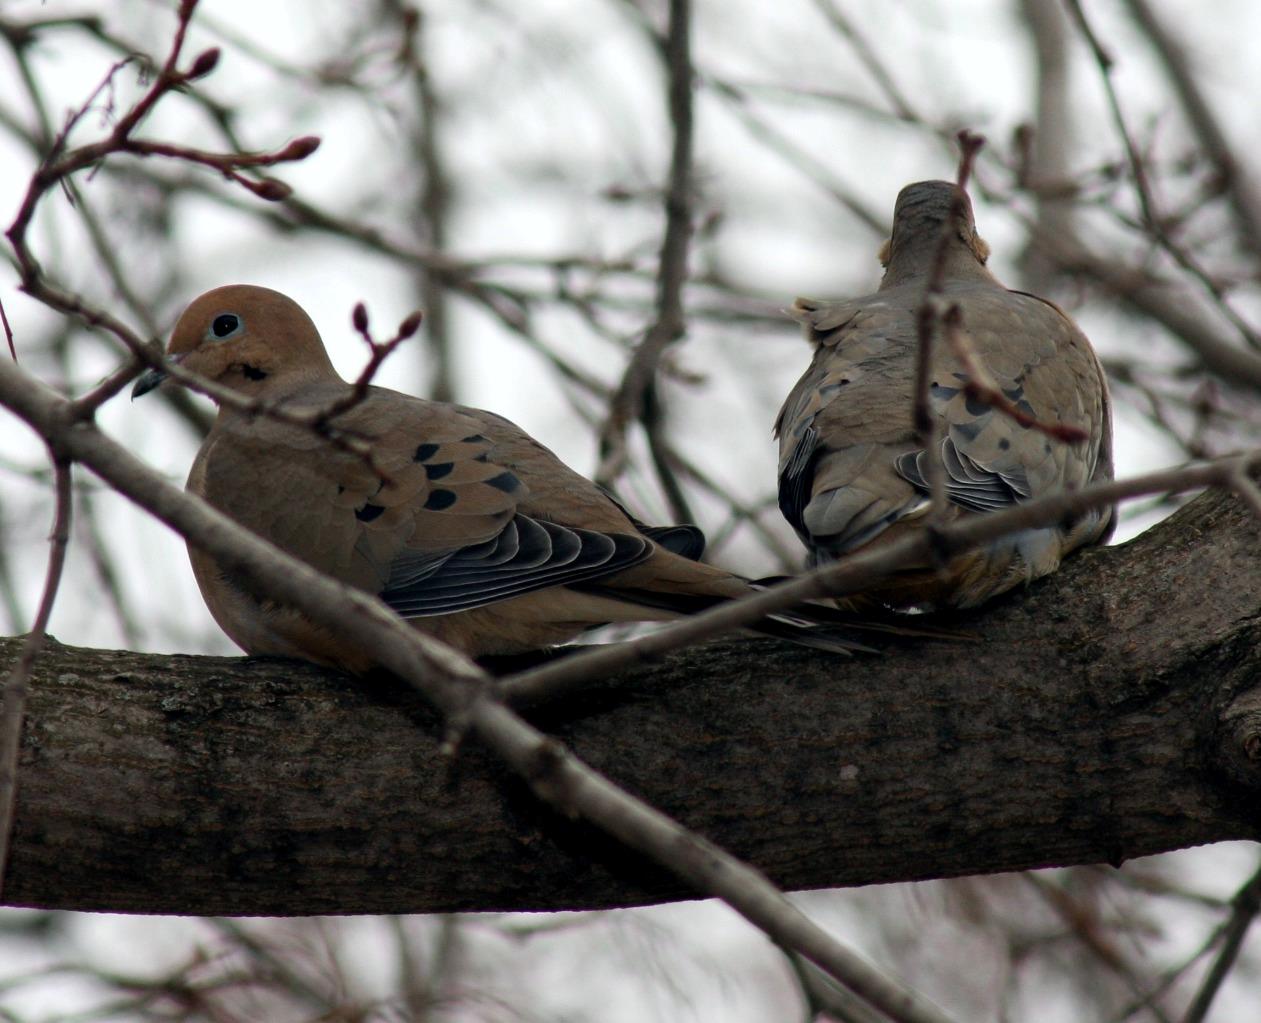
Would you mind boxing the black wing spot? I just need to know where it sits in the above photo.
[998,437,1011,450]
[424,462,454,480]
[486,471,521,493]
[964,393,991,417]
[414,443,439,462]
[356,503,386,522]
[461,434,486,443]
[953,417,983,441]
[424,489,458,511]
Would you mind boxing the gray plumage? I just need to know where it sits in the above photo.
[775,180,1114,609]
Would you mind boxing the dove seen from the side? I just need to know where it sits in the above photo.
[134,285,873,670]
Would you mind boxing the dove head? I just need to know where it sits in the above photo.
[877,180,992,288]
[132,285,337,401]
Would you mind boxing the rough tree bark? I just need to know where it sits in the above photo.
[2,486,1259,917]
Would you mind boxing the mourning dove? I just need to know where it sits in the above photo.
[775,180,1114,609]
[134,285,869,670]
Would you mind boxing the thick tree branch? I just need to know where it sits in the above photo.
[0,325,955,1023]
[2,485,1259,918]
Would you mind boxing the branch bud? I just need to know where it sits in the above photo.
[279,135,322,162]
[252,178,292,202]
[397,311,424,339]
[352,303,369,333]
[185,48,220,80]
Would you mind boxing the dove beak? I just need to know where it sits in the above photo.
[130,366,167,400]
[131,353,184,400]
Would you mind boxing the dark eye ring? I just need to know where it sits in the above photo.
[210,313,241,339]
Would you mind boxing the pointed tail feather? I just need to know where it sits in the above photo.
[571,582,961,655]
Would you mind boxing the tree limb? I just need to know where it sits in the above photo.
[2,485,1259,918]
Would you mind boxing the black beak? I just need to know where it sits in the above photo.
[131,366,168,400]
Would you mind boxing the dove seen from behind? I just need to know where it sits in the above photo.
[775,180,1114,610]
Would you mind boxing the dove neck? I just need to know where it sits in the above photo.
[213,361,342,418]
[879,240,992,289]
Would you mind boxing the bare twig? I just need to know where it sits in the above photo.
[941,303,1089,444]
[1032,227,1261,391]
[810,0,920,122]
[1227,467,1261,522]
[499,449,1261,707]
[1025,873,1175,1023]
[1119,0,1261,262]
[2,6,320,412]
[390,1,457,402]
[0,451,71,899]
[1181,862,1261,1023]
[641,384,697,525]
[1017,0,1080,299]
[669,452,801,568]
[1062,0,1261,351]
[0,294,13,360]
[311,303,423,427]
[787,951,891,1023]
[911,131,985,524]
[597,0,694,491]
[705,77,886,236]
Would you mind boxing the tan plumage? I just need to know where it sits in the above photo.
[137,285,865,670]
[775,180,1114,609]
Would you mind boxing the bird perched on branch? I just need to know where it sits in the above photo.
[775,180,1114,610]
[134,285,871,669]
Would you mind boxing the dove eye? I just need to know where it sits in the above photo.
[209,313,242,340]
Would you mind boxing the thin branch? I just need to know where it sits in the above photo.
[1119,0,1261,263]
[941,303,1089,444]
[0,294,13,361]
[50,333,142,648]
[0,450,71,899]
[1228,468,1261,522]
[5,3,318,311]
[705,77,885,236]
[311,303,423,427]
[1181,862,1261,1023]
[1062,0,1261,351]
[391,1,457,403]
[1025,873,1175,1023]
[788,951,891,1023]
[669,452,802,568]
[499,449,1261,707]
[810,0,920,122]
[597,0,694,490]
[641,383,696,525]
[911,131,985,524]
[1032,226,1261,391]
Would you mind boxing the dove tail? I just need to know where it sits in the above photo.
[574,582,938,655]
